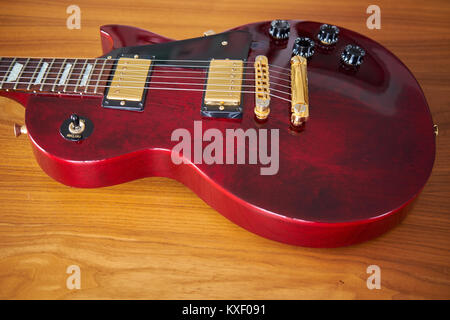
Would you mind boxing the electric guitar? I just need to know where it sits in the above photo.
[0,20,436,247]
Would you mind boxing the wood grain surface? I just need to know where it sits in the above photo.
[0,0,449,300]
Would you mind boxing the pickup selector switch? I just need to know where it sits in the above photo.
[292,37,315,58]
[269,20,290,40]
[70,114,81,131]
[60,114,93,141]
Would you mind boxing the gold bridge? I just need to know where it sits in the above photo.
[204,59,243,107]
[107,57,152,101]
[254,55,270,120]
[290,55,309,126]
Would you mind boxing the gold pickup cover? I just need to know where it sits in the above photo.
[204,59,243,106]
[107,57,152,101]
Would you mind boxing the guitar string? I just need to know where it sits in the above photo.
[10,65,290,77]
[0,59,293,91]
[0,58,293,72]
[0,60,292,73]
[0,59,293,74]
[0,63,292,82]
[0,58,295,99]
[12,69,292,85]
[12,72,292,95]
[6,64,292,82]
[8,76,291,96]
[139,59,292,72]
[4,81,292,103]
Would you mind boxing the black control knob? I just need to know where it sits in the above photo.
[317,24,340,45]
[70,114,80,127]
[341,44,365,66]
[292,37,315,58]
[269,20,290,40]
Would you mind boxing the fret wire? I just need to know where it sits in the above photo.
[63,58,77,93]
[85,59,97,93]
[40,58,55,92]
[13,58,30,90]
[0,58,16,89]
[52,58,66,92]
[95,59,108,94]
[75,59,88,93]
[27,58,42,90]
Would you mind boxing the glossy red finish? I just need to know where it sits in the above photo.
[5,21,436,247]
[100,24,173,53]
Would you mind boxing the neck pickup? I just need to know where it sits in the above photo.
[102,56,153,111]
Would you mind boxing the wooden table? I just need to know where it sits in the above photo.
[0,0,448,299]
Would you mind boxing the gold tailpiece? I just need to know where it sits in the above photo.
[290,55,309,126]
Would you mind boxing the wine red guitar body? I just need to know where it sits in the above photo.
[0,21,435,247]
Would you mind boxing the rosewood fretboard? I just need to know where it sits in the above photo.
[0,57,115,96]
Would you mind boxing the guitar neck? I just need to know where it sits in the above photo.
[0,57,114,96]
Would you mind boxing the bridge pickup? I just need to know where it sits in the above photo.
[201,59,244,119]
[103,56,153,111]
